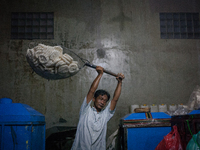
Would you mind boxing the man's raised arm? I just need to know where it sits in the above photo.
[86,66,104,103]
[110,73,125,111]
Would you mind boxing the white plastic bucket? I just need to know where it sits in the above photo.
[169,104,177,111]
[178,103,184,108]
[141,104,149,108]
[159,104,167,112]
[150,104,158,112]
[130,105,139,113]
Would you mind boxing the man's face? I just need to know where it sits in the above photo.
[93,94,108,112]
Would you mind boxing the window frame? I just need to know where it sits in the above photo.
[11,12,54,40]
[160,12,200,39]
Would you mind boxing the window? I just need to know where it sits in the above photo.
[11,12,54,39]
[160,13,200,39]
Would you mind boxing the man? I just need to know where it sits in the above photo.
[71,66,125,150]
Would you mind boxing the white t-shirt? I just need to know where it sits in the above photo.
[71,97,115,150]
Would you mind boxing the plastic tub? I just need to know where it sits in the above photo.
[159,104,167,112]
[130,105,140,113]
[150,104,158,112]
[169,104,177,111]
[141,104,149,108]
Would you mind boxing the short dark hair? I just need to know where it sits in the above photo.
[94,89,110,101]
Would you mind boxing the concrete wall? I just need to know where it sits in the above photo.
[0,0,200,141]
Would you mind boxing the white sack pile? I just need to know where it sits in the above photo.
[26,44,79,80]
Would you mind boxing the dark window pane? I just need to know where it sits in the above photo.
[40,33,47,39]
[167,20,173,26]
[33,13,40,19]
[194,33,200,38]
[187,27,193,33]
[19,20,25,26]
[181,33,187,38]
[160,26,166,32]
[11,27,18,33]
[40,27,47,32]
[174,20,179,26]
[33,27,40,32]
[194,27,200,32]
[187,20,193,26]
[25,27,32,33]
[186,13,192,20]
[180,20,186,26]
[188,33,193,39]
[33,33,39,39]
[26,13,32,19]
[173,13,179,20]
[161,33,167,38]
[33,20,40,26]
[174,27,180,32]
[40,20,47,26]
[174,33,180,38]
[167,33,173,38]
[26,19,32,26]
[167,27,173,33]
[47,20,53,25]
[180,13,185,20]
[47,27,53,32]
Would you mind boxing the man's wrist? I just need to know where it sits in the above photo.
[118,81,122,84]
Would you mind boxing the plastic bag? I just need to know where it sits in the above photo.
[166,85,200,116]
[155,125,183,150]
[166,107,190,116]
[186,131,200,150]
[185,85,200,111]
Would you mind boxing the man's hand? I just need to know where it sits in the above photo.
[116,73,125,82]
[96,66,104,75]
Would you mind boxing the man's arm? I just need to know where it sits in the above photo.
[110,73,125,111]
[86,66,104,104]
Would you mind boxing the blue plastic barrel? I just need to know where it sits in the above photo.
[0,98,45,150]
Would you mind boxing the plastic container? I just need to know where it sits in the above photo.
[178,103,184,108]
[0,98,45,150]
[130,105,139,113]
[169,104,177,111]
[141,104,149,108]
[120,112,171,150]
[150,104,158,112]
[159,104,167,112]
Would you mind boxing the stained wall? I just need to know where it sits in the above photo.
[0,0,200,140]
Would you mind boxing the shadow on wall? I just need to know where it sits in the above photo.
[77,48,131,81]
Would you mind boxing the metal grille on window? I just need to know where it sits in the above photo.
[11,12,54,39]
[160,13,200,39]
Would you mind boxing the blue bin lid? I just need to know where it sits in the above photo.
[189,110,200,114]
[122,112,171,120]
[0,98,45,123]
